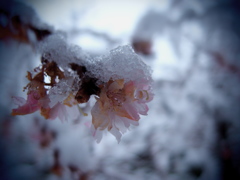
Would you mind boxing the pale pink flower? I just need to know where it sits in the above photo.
[45,93,83,122]
[90,79,153,143]
[12,91,80,121]
[12,91,41,115]
[45,93,80,121]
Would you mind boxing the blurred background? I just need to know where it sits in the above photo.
[0,0,240,180]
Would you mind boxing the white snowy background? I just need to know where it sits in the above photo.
[0,0,240,180]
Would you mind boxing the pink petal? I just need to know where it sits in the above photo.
[126,118,139,126]
[108,79,124,92]
[134,102,149,115]
[124,81,135,94]
[113,116,128,133]
[58,105,68,122]
[122,101,140,121]
[90,125,103,143]
[109,126,122,143]
[48,103,68,122]
[91,101,111,129]
[12,96,26,106]
[12,91,40,115]
[47,104,59,120]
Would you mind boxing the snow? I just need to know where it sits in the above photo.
[39,34,152,84]
[39,34,89,68]
[88,45,152,83]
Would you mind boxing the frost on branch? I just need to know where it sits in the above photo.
[11,34,153,142]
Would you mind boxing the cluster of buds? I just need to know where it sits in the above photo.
[12,44,153,143]
[12,58,99,121]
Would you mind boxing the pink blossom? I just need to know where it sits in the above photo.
[12,91,41,115]
[90,79,153,143]
[12,91,80,121]
[45,93,80,122]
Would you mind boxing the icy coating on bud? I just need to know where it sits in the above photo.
[11,34,153,143]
